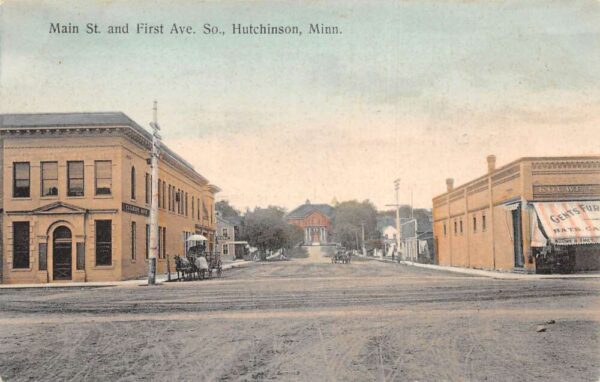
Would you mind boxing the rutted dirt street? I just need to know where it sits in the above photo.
[0,250,599,381]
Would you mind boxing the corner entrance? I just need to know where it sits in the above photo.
[53,226,72,280]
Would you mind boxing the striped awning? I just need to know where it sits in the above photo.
[532,201,600,246]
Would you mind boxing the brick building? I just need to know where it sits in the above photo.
[286,200,334,245]
[433,155,600,273]
[0,112,219,284]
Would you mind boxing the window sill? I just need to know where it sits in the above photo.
[40,196,59,200]
[94,195,113,199]
[67,195,86,199]
[11,197,32,201]
[10,267,33,272]
[93,264,114,269]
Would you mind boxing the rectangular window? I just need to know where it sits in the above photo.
[454,221,457,235]
[482,214,487,231]
[162,181,166,209]
[41,161,58,196]
[13,162,30,197]
[191,197,195,220]
[145,173,151,204]
[443,224,447,237]
[145,224,150,259]
[473,216,477,233]
[157,226,161,259]
[12,221,30,268]
[222,228,228,237]
[162,227,167,259]
[94,161,112,195]
[130,167,136,200]
[158,179,162,208]
[131,221,137,260]
[67,161,84,196]
[95,220,112,266]
[168,185,172,211]
[222,244,228,255]
[460,220,463,234]
[185,192,188,217]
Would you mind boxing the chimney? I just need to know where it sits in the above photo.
[446,178,454,192]
[487,155,496,173]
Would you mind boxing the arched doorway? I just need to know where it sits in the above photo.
[53,226,72,280]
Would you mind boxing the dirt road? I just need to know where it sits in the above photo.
[1,259,599,381]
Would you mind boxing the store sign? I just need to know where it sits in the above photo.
[533,184,600,200]
[533,201,600,245]
[122,203,150,217]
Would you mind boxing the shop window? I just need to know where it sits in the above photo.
[41,161,58,196]
[131,221,137,260]
[67,161,84,196]
[131,166,136,200]
[12,221,30,268]
[162,227,167,259]
[95,220,112,266]
[13,162,30,198]
[94,161,112,195]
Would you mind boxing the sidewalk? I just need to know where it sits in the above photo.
[0,260,253,289]
[359,255,600,280]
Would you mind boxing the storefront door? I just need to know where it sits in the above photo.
[53,226,72,280]
[512,208,524,267]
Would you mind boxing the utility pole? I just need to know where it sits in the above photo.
[148,101,161,285]
[394,178,401,261]
[361,222,366,257]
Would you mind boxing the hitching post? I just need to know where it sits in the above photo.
[148,101,161,285]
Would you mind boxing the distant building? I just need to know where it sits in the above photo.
[286,200,334,245]
[0,112,219,284]
[216,212,246,260]
[433,155,600,273]
[399,209,433,263]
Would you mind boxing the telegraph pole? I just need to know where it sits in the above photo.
[148,101,161,285]
[394,178,401,260]
[361,222,366,257]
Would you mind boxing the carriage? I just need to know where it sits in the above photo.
[174,234,222,281]
[332,247,351,264]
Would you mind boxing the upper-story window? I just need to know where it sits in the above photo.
[95,160,112,195]
[482,214,487,231]
[473,216,477,233]
[41,161,58,197]
[145,173,151,204]
[67,161,84,196]
[13,162,30,198]
[158,179,162,208]
[191,197,195,220]
[130,166,136,200]
[222,227,228,237]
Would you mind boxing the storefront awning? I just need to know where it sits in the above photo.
[532,201,600,246]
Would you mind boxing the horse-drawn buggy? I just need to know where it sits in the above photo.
[332,247,351,264]
[174,234,222,281]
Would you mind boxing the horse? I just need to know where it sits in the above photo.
[174,255,194,281]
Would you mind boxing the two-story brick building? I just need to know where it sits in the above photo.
[286,200,334,245]
[433,155,600,273]
[0,112,219,284]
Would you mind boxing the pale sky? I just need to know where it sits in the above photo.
[1,1,600,211]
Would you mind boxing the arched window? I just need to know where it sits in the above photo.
[131,166,136,199]
[53,226,72,241]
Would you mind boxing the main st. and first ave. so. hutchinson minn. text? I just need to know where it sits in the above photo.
[49,22,342,36]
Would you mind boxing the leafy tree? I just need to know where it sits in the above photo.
[242,206,300,260]
[332,200,378,249]
[215,200,241,221]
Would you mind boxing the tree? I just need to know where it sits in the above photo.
[215,200,241,221]
[242,206,299,260]
[332,200,378,249]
